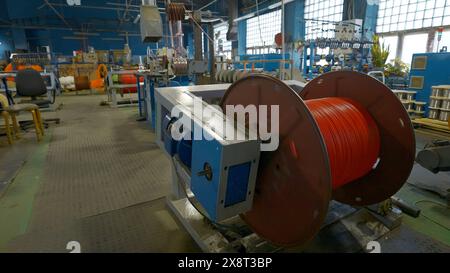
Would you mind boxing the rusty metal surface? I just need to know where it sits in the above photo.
[300,72,416,206]
[220,75,331,247]
[167,3,186,21]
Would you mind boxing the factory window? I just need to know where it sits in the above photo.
[304,0,345,40]
[246,9,282,54]
[379,35,398,63]
[434,29,450,51]
[377,0,450,34]
[214,23,232,59]
[402,33,428,64]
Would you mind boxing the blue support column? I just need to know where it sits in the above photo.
[363,2,379,42]
[237,20,247,56]
[309,41,315,79]
[0,30,14,61]
[284,0,305,69]
[187,32,194,60]
[343,0,380,42]
[137,75,144,118]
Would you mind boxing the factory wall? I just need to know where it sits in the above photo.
[0,0,382,65]
[0,0,9,21]
[0,0,194,59]
[25,29,162,56]
[22,20,184,57]
[0,29,14,61]
[0,0,12,61]
[11,29,28,50]
[22,26,189,59]
[235,0,306,69]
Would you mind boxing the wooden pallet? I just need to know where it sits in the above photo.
[412,118,450,134]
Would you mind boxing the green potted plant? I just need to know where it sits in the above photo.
[384,58,410,77]
[371,35,390,70]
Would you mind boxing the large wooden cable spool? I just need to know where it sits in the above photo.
[96,64,108,79]
[219,72,416,246]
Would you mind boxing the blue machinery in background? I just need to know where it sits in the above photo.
[408,52,450,116]
[135,72,190,128]
[302,39,374,80]
[234,53,291,72]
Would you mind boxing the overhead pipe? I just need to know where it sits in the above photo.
[43,0,72,29]
[199,0,218,11]
[0,24,140,34]
[227,0,238,42]
[166,0,175,49]
[38,2,141,12]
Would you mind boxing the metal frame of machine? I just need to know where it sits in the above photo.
[106,70,144,108]
[156,83,261,221]
[155,72,416,252]
[155,80,309,252]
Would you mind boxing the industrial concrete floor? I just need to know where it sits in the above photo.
[0,93,199,253]
[0,93,449,253]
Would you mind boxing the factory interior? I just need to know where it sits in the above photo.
[0,0,449,254]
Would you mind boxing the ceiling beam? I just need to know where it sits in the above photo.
[43,0,72,29]
[0,24,140,35]
[39,2,140,12]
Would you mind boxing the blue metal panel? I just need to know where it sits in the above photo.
[235,53,291,72]
[224,162,251,208]
[137,75,144,118]
[284,0,305,69]
[162,115,178,157]
[409,53,450,115]
[237,20,247,56]
[363,1,379,42]
[12,29,28,50]
[0,30,14,61]
[177,139,192,169]
[149,80,156,128]
[190,128,222,221]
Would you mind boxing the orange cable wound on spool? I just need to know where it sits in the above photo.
[305,97,381,189]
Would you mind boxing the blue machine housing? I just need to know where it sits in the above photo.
[190,126,259,222]
[156,85,260,223]
[409,52,450,115]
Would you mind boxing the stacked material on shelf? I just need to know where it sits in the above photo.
[412,86,450,134]
[429,86,450,122]
[393,90,425,118]
[215,69,251,83]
